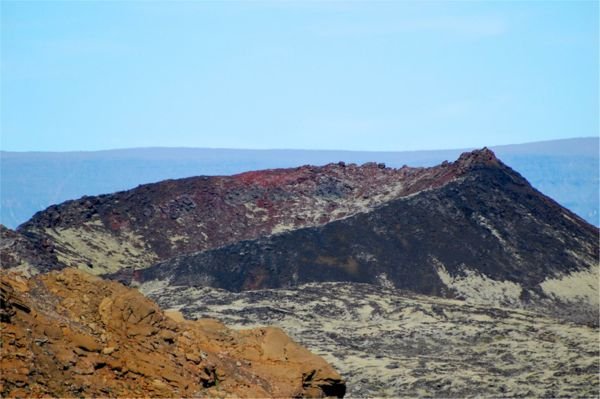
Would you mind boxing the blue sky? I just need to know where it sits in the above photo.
[1,1,598,151]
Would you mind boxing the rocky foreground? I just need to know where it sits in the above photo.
[0,269,345,398]
[144,281,600,398]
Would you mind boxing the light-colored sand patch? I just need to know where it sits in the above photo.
[5,262,37,277]
[399,307,438,327]
[356,304,374,321]
[375,272,395,289]
[137,278,172,296]
[164,309,186,322]
[242,202,269,222]
[46,220,158,274]
[168,234,189,247]
[434,261,522,307]
[271,222,297,235]
[540,264,599,307]
[475,214,507,245]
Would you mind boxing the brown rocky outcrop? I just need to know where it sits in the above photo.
[0,268,345,398]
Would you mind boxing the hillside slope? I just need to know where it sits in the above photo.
[133,149,598,321]
[18,150,488,275]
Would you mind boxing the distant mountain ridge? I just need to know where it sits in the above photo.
[2,137,598,227]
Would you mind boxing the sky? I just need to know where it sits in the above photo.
[1,1,598,152]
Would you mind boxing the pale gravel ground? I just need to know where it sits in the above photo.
[144,282,600,398]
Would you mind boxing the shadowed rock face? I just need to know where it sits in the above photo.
[133,150,598,321]
[16,150,494,275]
[0,269,345,398]
[144,282,600,399]
[0,225,62,275]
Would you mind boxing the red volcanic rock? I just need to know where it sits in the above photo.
[16,149,498,275]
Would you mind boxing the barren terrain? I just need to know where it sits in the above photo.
[145,282,600,398]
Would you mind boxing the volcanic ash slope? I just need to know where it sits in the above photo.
[136,149,599,323]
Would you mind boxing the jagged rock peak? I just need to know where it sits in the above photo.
[455,147,500,169]
[231,148,501,182]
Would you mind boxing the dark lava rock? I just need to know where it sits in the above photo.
[16,149,482,274]
[132,149,598,320]
[0,225,62,275]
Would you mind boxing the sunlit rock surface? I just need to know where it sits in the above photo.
[0,269,345,398]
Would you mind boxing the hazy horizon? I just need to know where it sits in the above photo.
[1,136,597,154]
